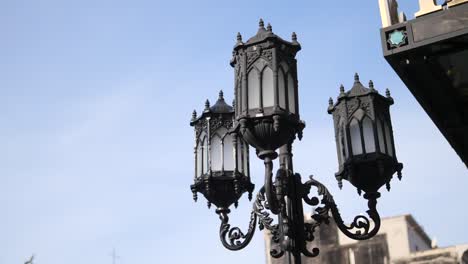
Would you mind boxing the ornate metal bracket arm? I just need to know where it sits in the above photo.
[218,207,257,251]
[304,176,381,241]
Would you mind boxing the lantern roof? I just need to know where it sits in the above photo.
[328,73,394,114]
[210,90,233,113]
[234,19,301,50]
[190,90,233,126]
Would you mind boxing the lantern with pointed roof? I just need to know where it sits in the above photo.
[328,74,403,195]
[230,19,305,160]
[190,91,254,210]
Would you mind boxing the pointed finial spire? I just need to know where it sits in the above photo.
[369,80,375,90]
[328,97,333,106]
[205,99,210,110]
[338,84,345,98]
[218,90,224,100]
[292,32,297,42]
[259,18,265,28]
[354,72,360,82]
[236,32,242,43]
[267,23,272,32]
[386,88,391,97]
[192,109,197,121]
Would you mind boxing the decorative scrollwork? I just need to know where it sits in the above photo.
[218,186,281,252]
[304,175,381,241]
[218,208,256,251]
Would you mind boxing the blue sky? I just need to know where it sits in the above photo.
[1,0,467,263]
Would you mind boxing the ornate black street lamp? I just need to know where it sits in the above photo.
[190,20,403,264]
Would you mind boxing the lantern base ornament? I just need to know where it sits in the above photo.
[336,154,403,194]
[238,114,305,160]
[191,171,254,209]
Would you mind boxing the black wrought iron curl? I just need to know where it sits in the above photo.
[218,208,257,251]
[304,175,381,241]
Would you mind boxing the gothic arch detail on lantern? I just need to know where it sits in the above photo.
[278,67,287,110]
[287,72,296,113]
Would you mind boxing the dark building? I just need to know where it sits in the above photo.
[378,0,468,167]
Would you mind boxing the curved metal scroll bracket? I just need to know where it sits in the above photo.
[304,175,381,241]
[218,207,257,251]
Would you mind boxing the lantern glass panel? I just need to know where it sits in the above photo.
[211,134,222,171]
[197,139,203,177]
[377,118,386,154]
[248,69,260,110]
[287,73,295,113]
[203,137,209,173]
[237,139,243,173]
[350,118,363,155]
[384,121,394,157]
[337,122,344,165]
[278,68,286,109]
[243,142,249,176]
[262,67,274,107]
[223,133,235,171]
[362,117,376,153]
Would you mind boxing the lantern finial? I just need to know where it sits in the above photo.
[385,88,391,98]
[267,23,272,32]
[328,97,333,106]
[292,32,297,42]
[237,32,243,43]
[339,84,345,98]
[354,72,360,83]
[192,109,197,121]
[219,90,224,100]
[205,99,210,111]
[259,18,265,28]
[369,80,375,91]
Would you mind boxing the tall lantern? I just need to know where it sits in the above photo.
[230,19,305,161]
[328,73,403,195]
[190,91,254,211]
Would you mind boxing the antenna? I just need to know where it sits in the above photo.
[110,248,120,264]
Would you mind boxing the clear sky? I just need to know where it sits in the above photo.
[1,0,467,263]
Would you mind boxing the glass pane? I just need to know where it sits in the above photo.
[243,141,249,176]
[223,134,234,171]
[287,73,296,113]
[384,121,394,157]
[262,67,274,107]
[337,126,344,165]
[203,138,209,173]
[210,135,222,171]
[197,141,202,177]
[362,117,376,153]
[248,69,260,110]
[237,138,243,173]
[278,69,286,109]
[350,119,363,155]
[377,118,386,154]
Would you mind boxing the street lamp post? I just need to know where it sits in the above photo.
[190,20,403,264]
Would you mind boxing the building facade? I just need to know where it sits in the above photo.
[265,214,468,264]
